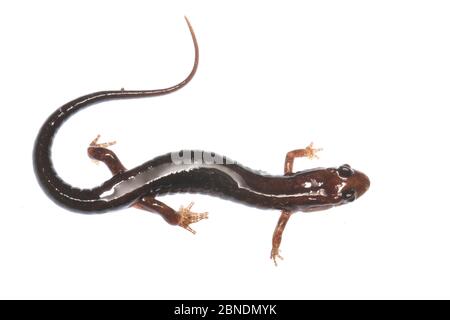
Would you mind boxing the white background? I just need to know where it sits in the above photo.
[1,0,449,299]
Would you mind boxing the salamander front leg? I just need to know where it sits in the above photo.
[270,142,322,265]
[271,211,292,266]
[284,142,322,174]
[87,135,208,234]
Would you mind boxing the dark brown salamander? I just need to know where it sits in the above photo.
[33,17,370,265]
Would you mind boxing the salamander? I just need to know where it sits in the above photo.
[33,17,370,265]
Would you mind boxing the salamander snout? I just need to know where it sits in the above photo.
[350,170,370,200]
[336,164,370,203]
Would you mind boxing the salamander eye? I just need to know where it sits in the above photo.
[342,189,356,202]
[338,164,354,178]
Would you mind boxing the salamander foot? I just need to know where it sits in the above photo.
[270,248,284,267]
[89,134,116,148]
[304,142,322,160]
[178,202,208,234]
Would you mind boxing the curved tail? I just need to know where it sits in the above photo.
[33,17,199,212]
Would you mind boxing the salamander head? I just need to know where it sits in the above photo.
[292,164,370,212]
[331,164,370,205]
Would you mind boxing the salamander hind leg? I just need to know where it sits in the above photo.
[87,134,126,175]
[86,135,208,233]
[135,197,208,234]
